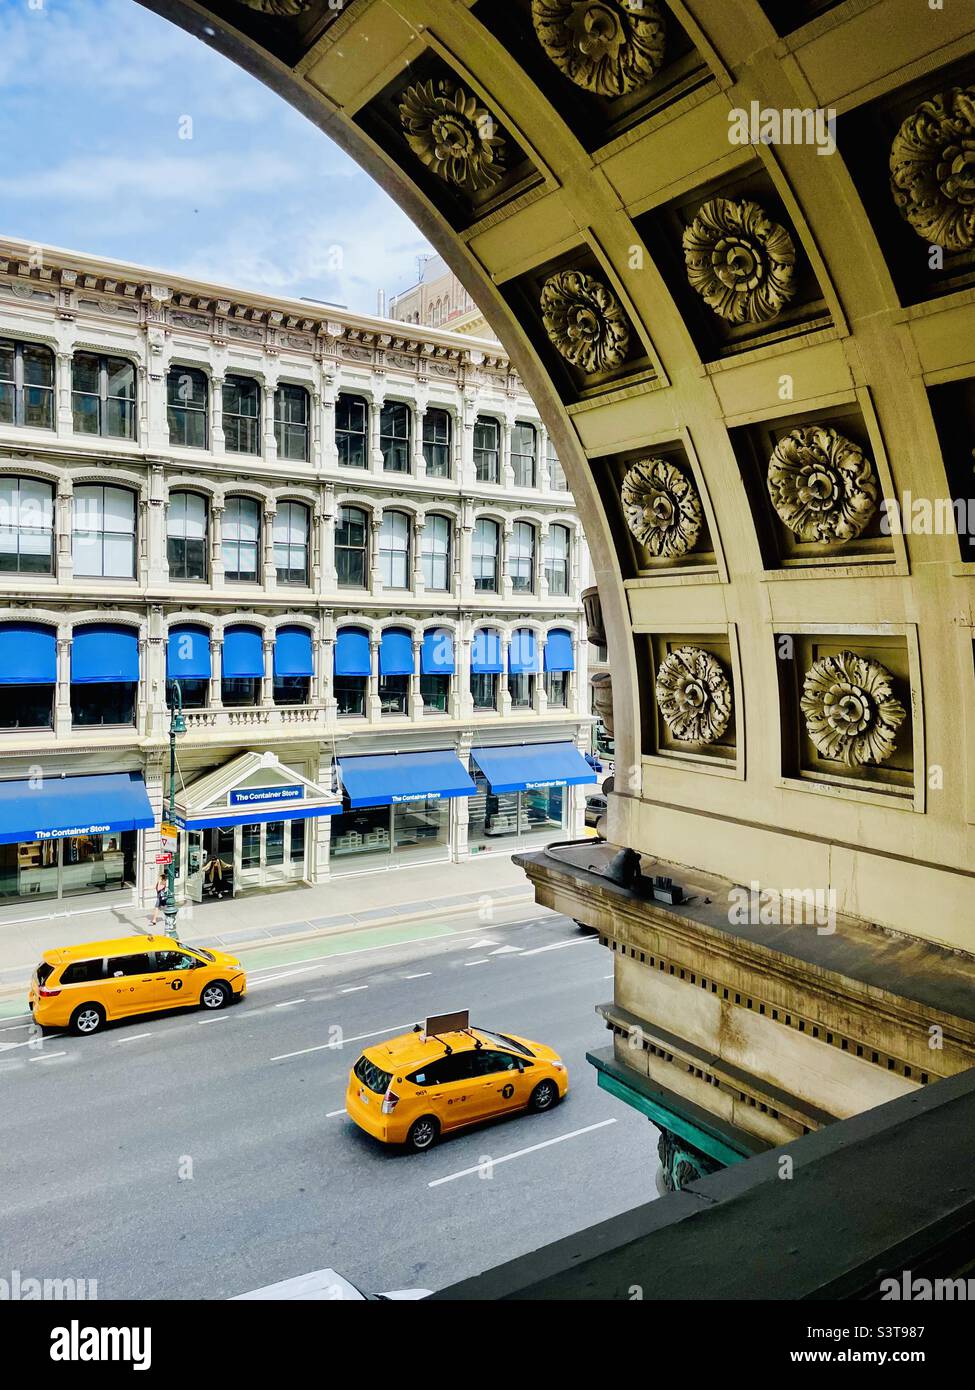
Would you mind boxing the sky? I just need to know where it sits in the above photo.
[0,0,433,312]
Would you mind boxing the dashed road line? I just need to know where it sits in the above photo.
[428,1119,618,1187]
[521,937,600,957]
[113,1033,153,1044]
[464,958,490,966]
[341,985,368,994]
[274,999,306,1008]
[404,972,431,980]
[271,1022,414,1062]
[29,1051,67,1063]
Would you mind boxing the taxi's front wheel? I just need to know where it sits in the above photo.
[529,1079,560,1113]
[200,981,231,1011]
[405,1116,440,1153]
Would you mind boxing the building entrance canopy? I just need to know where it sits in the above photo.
[173,751,341,830]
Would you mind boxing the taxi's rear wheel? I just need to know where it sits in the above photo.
[529,1079,559,1113]
[70,1003,105,1036]
[405,1116,439,1153]
[200,981,231,1011]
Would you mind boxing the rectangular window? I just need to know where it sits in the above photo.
[334,675,366,716]
[336,507,368,588]
[509,522,535,594]
[222,497,260,582]
[392,797,448,864]
[380,401,411,472]
[168,677,208,709]
[71,684,137,727]
[241,824,261,869]
[265,821,285,867]
[331,804,392,865]
[72,353,136,439]
[336,394,368,468]
[167,367,208,449]
[547,438,568,491]
[421,673,450,713]
[544,671,568,708]
[273,675,310,706]
[0,476,55,575]
[0,684,54,729]
[289,817,305,865]
[167,492,208,581]
[511,423,537,488]
[471,672,498,711]
[0,340,55,430]
[508,673,534,708]
[473,417,500,484]
[273,502,309,586]
[222,376,261,455]
[274,385,309,461]
[544,525,570,597]
[421,514,450,591]
[422,408,451,477]
[472,519,499,593]
[379,674,409,716]
[72,485,136,579]
[221,676,260,707]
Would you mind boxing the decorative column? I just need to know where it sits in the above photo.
[536,646,548,715]
[146,351,169,453]
[210,501,225,586]
[458,502,474,605]
[412,511,425,595]
[146,465,168,586]
[411,636,423,722]
[210,637,223,710]
[500,633,512,717]
[500,520,514,601]
[369,395,384,473]
[211,375,225,455]
[310,388,323,471]
[56,478,74,582]
[263,382,278,465]
[457,629,473,719]
[501,418,514,490]
[575,633,589,716]
[415,405,427,476]
[321,636,337,720]
[146,606,167,739]
[459,394,476,488]
[137,636,149,733]
[367,636,381,720]
[370,513,383,594]
[321,383,339,472]
[262,638,274,706]
[314,755,335,883]
[56,351,73,435]
[263,501,277,592]
[538,521,550,600]
[54,632,72,738]
[538,423,551,495]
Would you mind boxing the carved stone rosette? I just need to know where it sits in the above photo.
[890,87,975,253]
[398,80,506,194]
[800,651,906,768]
[621,457,703,557]
[683,197,797,324]
[767,425,879,544]
[540,269,630,373]
[237,0,314,13]
[530,0,667,98]
[655,646,732,745]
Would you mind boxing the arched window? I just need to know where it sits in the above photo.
[273,626,313,706]
[167,492,208,581]
[472,517,499,593]
[0,339,54,429]
[422,514,451,591]
[379,627,413,716]
[544,628,575,709]
[544,524,571,597]
[70,624,139,727]
[336,393,368,468]
[0,476,54,575]
[334,626,370,717]
[547,436,568,491]
[421,627,454,714]
[380,401,411,472]
[379,510,411,589]
[471,627,502,711]
[273,501,310,586]
[221,625,264,708]
[166,366,208,449]
[222,375,261,455]
[509,521,536,594]
[275,383,309,461]
[336,505,368,587]
[222,496,261,583]
[0,621,56,729]
[72,353,136,439]
[167,623,211,709]
[511,423,537,488]
[508,627,538,709]
[473,416,500,484]
[72,484,136,579]
[422,408,451,478]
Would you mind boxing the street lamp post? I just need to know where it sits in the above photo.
[164,680,186,939]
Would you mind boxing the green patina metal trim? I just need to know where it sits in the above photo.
[590,1058,749,1169]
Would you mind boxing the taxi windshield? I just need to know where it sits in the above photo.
[473,1028,533,1057]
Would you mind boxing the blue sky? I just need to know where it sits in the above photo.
[0,0,432,312]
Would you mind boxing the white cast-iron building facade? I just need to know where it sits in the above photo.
[0,239,592,915]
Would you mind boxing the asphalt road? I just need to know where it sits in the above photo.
[0,910,658,1299]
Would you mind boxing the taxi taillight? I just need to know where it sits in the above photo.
[38,986,61,998]
[381,1088,400,1115]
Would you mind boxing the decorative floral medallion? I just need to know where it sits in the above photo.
[530,0,667,98]
[655,646,732,745]
[890,87,975,252]
[540,270,629,373]
[237,0,315,14]
[683,197,797,324]
[398,80,506,195]
[621,457,703,557]
[800,651,906,768]
[767,425,879,544]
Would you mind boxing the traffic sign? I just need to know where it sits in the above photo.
[155,853,173,865]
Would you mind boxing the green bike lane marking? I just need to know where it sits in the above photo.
[235,916,466,974]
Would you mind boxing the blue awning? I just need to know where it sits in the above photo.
[0,623,56,685]
[421,628,455,675]
[178,804,339,829]
[168,625,211,679]
[508,629,538,674]
[472,629,502,674]
[335,628,371,677]
[544,629,575,672]
[471,742,597,794]
[222,626,264,679]
[380,628,414,676]
[71,625,139,685]
[338,750,475,807]
[0,772,154,845]
[275,626,314,678]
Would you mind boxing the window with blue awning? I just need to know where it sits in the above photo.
[471,628,502,673]
[274,626,314,677]
[0,771,154,845]
[421,628,455,675]
[338,749,475,807]
[471,742,597,794]
[334,627,371,677]
[380,628,414,676]
[71,625,140,684]
[222,626,265,678]
[167,624,212,679]
[0,623,56,685]
[508,628,538,674]
[544,628,575,672]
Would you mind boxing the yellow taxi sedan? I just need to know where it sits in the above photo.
[345,1010,568,1152]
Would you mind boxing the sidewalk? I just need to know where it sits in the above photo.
[0,854,538,991]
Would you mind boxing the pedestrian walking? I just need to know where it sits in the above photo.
[150,870,168,928]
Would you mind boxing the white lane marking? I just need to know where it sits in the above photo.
[603,974,614,980]
[0,1033,65,1053]
[404,972,431,980]
[521,937,601,957]
[467,939,498,950]
[29,1051,67,1062]
[464,959,490,966]
[428,1119,618,1187]
[489,945,522,955]
[274,999,306,1008]
[340,985,368,994]
[198,1015,229,1023]
[326,1108,347,1118]
[271,1023,414,1063]
[113,1032,153,1044]
[0,1022,34,1033]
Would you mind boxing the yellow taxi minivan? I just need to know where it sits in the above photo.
[346,1010,568,1152]
[28,935,246,1035]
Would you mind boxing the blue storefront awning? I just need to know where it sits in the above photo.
[0,623,56,685]
[168,624,211,679]
[338,750,475,807]
[421,629,455,675]
[275,626,314,678]
[508,629,538,674]
[222,626,264,679]
[471,742,597,794]
[335,628,371,677]
[544,629,575,672]
[0,772,154,845]
[380,628,414,677]
[472,629,503,674]
[71,625,139,684]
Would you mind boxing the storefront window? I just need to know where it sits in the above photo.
[471,672,498,711]
[222,676,260,707]
[508,672,534,709]
[168,678,208,709]
[274,675,310,706]
[241,824,261,869]
[467,771,566,853]
[0,832,135,902]
[545,671,569,708]
[392,798,448,864]
[0,684,53,729]
[379,674,408,715]
[521,785,564,837]
[331,805,392,865]
[71,684,136,727]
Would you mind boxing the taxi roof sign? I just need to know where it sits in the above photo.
[422,1009,469,1037]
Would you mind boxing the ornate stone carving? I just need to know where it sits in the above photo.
[591,670,614,737]
[657,1128,721,1194]
[767,425,879,544]
[540,269,629,373]
[236,1,314,14]
[621,457,703,557]
[683,197,797,323]
[800,651,906,768]
[398,80,506,194]
[530,0,667,98]
[655,646,732,745]
[889,87,975,253]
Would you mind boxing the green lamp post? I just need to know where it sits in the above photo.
[164,680,186,939]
